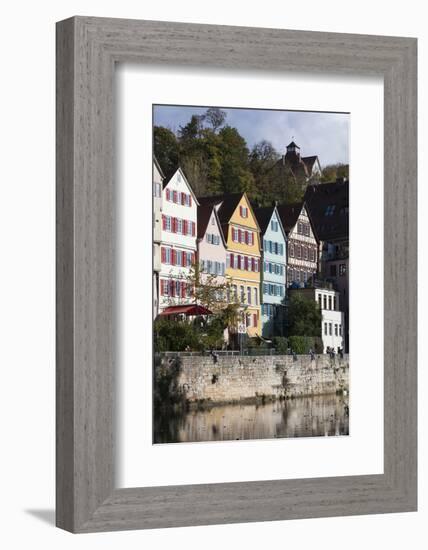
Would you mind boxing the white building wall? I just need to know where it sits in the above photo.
[315,289,345,353]
[287,205,318,284]
[159,168,198,310]
[153,160,163,318]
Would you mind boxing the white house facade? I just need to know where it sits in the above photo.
[153,157,164,318]
[158,167,199,311]
[290,286,345,353]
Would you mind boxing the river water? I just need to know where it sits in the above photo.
[154,394,349,444]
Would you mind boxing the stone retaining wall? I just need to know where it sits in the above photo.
[155,354,349,405]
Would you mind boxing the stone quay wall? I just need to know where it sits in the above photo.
[155,354,349,405]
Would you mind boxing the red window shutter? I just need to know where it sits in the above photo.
[237,255,241,269]
[230,253,234,268]
[253,314,257,327]
[160,280,164,296]
[171,249,176,265]
[181,281,186,298]
[238,229,242,242]
[192,252,195,264]
[172,218,176,233]
[181,193,185,205]
[173,191,177,203]
[183,220,187,235]
[251,257,255,271]
[244,256,248,270]
[239,205,242,216]
[189,195,192,206]
[166,189,170,201]
[244,231,248,244]
[192,221,195,236]
[161,247,166,263]
[162,215,166,230]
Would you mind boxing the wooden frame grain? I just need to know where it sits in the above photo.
[56,16,417,533]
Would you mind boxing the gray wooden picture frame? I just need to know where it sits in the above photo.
[56,16,417,533]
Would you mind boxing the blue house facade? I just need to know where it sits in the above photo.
[254,206,287,337]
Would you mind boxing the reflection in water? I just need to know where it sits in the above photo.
[154,394,349,444]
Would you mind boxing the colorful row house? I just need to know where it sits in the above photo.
[277,202,318,286]
[199,193,262,338]
[158,167,199,311]
[254,205,287,337]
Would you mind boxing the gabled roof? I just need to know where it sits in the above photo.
[254,205,286,240]
[162,166,200,205]
[301,155,319,171]
[277,201,318,242]
[198,193,243,226]
[196,204,227,246]
[153,155,165,179]
[287,141,300,149]
[277,202,304,234]
[304,180,349,242]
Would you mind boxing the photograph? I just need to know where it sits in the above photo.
[152,104,350,444]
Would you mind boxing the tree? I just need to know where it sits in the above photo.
[218,126,256,197]
[204,107,226,133]
[153,126,179,175]
[320,163,349,183]
[287,294,322,337]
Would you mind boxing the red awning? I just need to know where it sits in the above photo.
[160,305,213,316]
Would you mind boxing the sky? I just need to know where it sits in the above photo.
[153,105,349,167]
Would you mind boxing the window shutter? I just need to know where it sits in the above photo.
[171,249,176,265]
[189,195,192,206]
[181,281,186,298]
[161,247,166,263]
[160,280,164,296]
[162,215,166,230]
[191,221,195,236]
[181,193,185,205]
[230,253,234,268]
[253,314,257,327]
[166,189,170,201]
[183,220,187,235]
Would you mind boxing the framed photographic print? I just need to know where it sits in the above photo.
[56,16,417,532]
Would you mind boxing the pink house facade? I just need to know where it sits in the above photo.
[196,204,227,286]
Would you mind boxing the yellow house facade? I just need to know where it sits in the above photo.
[199,193,262,337]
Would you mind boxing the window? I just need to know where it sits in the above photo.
[289,243,294,257]
[325,205,336,216]
[334,324,338,336]
[333,296,337,310]
[303,247,308,260]
[233,285,238,300]
[329,323,332,335]
[296,245,301,259]
[339,263,347,276]
[328,295,332,310]
[323,295,327,310]
[318,294,322,309]
[271,220,278,231]
[263,283,268,294]
[253,314,257,328]
[310,248,316,262]
[211,216,215,225]
[330,264,337,277]
[297,222,303,234]
[176,219,183,234]
[240,205,248,218]
[254,288,258,305]
[240,286,245,303]
[324,322,328,335]
[165,216,171,231]
[247,287,251,304]
[173,190,178,203]
[246,313,252,327]
[339,325,342,336]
